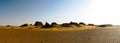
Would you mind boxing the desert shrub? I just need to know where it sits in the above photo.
[61,23,71,27]
[98,24,112,27]
[34,21,43,27]
[6,25,11,27]
[42,22,52,28]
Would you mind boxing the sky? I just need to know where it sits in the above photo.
[0,0,120,26]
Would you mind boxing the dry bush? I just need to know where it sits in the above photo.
[6,25,11,27]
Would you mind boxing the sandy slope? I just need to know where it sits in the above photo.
[0,28,120,43]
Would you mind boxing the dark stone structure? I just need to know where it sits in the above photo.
[61,23,71,27]
[34,21,43,27]
[98,24,112,27]
[88,24,95,26]
[20,23,29,27]
[51,22,58,27]
[69,21,79,26]
[79,22,86,26]
[42,22,52,28]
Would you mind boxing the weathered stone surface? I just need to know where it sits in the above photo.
[51,22,58,27]
[20,23,29,27]
[69,21,79,27]
[61,23,71,27]
[34,21,43,27]
[88,24,95,26]
[79,22,86,26]
[42,22,52,28]
[98,24,112,27]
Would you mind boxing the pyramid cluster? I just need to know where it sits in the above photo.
[20,21,98,28]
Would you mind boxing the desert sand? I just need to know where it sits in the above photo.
[0,26,120,43]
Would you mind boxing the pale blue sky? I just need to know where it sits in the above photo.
[1,0,120,26]
[0,0,90,25]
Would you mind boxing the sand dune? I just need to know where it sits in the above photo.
[0,27,119,43]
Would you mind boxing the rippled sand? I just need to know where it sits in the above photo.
[0,27,120,43]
